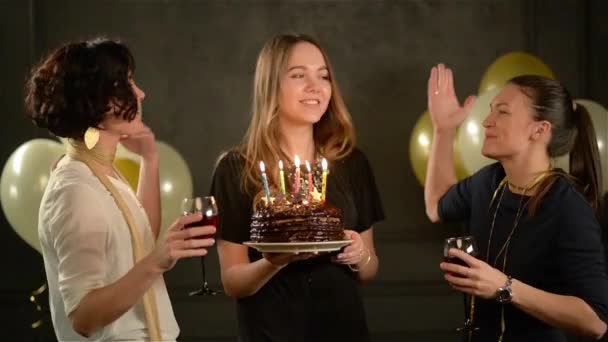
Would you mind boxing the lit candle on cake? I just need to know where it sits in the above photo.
[294,155,301,194]
[259,161,271,205]
[279,160,286,195]
[321,158,328,202]
[305,160,313,201]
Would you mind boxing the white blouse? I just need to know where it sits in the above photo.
[38,156,179,341]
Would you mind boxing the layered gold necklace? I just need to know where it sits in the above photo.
[481,169,554,342]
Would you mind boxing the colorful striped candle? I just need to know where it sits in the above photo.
[294,155,301,194]
[279,160,286,194]
[305,160,313,201]
[259,161,271,205]
[321,158,328,202]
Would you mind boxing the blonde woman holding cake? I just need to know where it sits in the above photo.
[210,33,384,341]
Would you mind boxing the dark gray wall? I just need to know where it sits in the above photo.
[1,0,605,341]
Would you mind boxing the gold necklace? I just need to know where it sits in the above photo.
[506,182,527,192]
[484,171,554,342]
[487,186,530,267]
[487,171,553,266]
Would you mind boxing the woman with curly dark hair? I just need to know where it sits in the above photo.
[26,37,215,341]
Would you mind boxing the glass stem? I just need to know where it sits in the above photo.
[200,256,207,284]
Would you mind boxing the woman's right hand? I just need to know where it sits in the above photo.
[427,63,476,132]
[149,213,216,273]
[262,252,314,268]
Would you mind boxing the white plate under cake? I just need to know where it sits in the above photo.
[243,240,352,253]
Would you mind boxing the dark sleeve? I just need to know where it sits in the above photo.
[351,150,385,232]
[209,152,252,244]
[437,176,473,224]
[437,162,500,224]
[557,190,608,324]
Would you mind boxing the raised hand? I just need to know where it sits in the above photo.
[120,124,158,160]
[427,64,476,132]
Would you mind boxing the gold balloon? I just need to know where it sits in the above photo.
[114,141,193,231]
[409,111,469,186]
[0,139,65,253]
[116,143,141,161]
[479,52,555,94]
[114,158,140,191]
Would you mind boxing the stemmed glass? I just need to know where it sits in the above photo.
[444,236,479,338]
[182,196,220,296]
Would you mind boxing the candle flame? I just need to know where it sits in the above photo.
[322,158,327,171]
[305,160,311,172]
[294,155,300,167]
[259,161,266,172]
[279,160,283,170]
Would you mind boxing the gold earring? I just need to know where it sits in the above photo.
[84,127,100,150]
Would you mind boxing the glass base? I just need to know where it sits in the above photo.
[188,282,222,296]
[456,318,479,333]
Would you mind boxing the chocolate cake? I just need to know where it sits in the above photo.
[250,198,345,243]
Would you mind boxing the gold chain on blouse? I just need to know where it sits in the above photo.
[467,170,553,342]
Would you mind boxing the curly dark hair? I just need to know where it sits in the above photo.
[25,37,138,139]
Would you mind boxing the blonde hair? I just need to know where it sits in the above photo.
[239,33,355,194]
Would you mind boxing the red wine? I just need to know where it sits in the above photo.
[185,214,218,239]
[444,256,468,267]
[201,215,218,228]
[444,252,477,278]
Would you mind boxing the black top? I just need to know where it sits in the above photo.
[439,163,608,342]
[210,148,384,342]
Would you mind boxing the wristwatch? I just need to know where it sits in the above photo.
[496,276,513,304]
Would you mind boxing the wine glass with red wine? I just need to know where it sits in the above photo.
[182,196,220,296]
[443,236,479,337]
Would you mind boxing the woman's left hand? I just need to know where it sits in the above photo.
[332,230,368,265]
[440,248,509,300]
[120,124,158,160]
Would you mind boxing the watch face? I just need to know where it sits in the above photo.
[498,288,511,303]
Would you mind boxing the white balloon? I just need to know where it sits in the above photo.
[0,139,65,253]
[553,154,569,172]
[535,100,607,189]
[157,142,193,232]
[576,99,608,191]
[457,88,501,174]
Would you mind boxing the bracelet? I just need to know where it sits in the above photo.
[348,249,372,272]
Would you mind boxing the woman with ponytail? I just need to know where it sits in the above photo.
[425,64,608,341]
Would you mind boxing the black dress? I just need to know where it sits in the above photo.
[210,148,384,342]
[439,163,608,341]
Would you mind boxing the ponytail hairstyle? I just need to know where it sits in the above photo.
[508,75,602,215]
